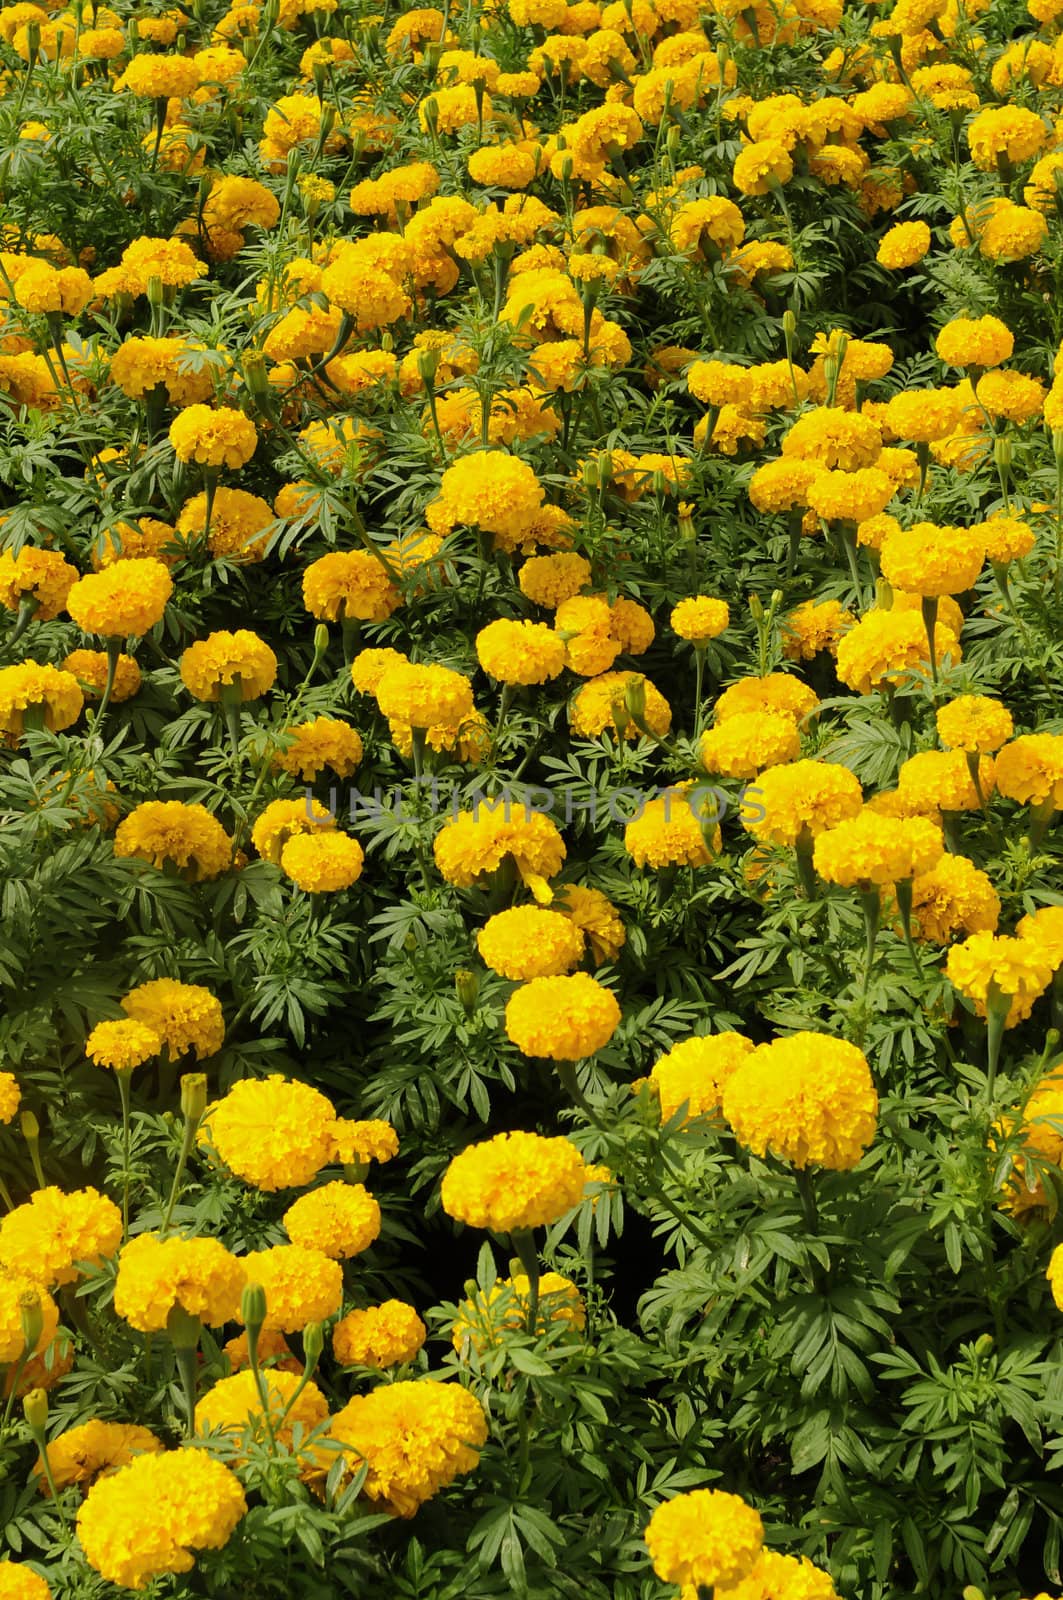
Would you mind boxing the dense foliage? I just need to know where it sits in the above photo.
[3,0,1063,1595]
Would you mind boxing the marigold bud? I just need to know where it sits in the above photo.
[22,1386,48,1432]
[455,968,479,1016]
[180,1072,208,1123]
[241,1282,267,1337]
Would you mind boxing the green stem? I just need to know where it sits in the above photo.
[795,1166,819,1234]
[510,1228,541,1335]
[921,595,938,690]
[795,829,817,901]
[858,886,880,996]
[985,985,1010,1101]
[116,1068,132,1242]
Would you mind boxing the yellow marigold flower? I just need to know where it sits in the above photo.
[807,467,893,523]
[748,457,823,513]
[333,1301,427,1368]
[687,360,753,409]
[34,1421,162,1494]
[781,599,852,660]
[645,1489,764,1591]
[781,407,882,470]
[281,831,364,892]
[239,1243,344,1331]
[732,137,793,195]
[671,595,729,643]
[329,1380,488,1517]
[476,618,566,685]
[1004,1065,1063,1214]
[76,1449,246,1591]
[967,105,1048,170]
[570,671,672,741]
[195,1369,327,1453]
[0,1566,51,1600]
[740,758,863,846]
[202,176,279,232]
[876,219,931,268]
[168,404,257,470]
[251,798,335,863]
[13,261,93,317]
[936,316,1014,369]
[650,1032,754,1122]
[94,518,178,569]
[478,906,585,979]
[178,488,274,564]
[1015,906,1063,970]
[555,594,620,677]
[936,695,1013,754]
[0,661,82,743]
[321,259,411,330]
[86,1019,160,1072]
[716,673,819,726]
[978,514,1035,565]
[700,712,801,779]
[350,647,409,696]
[121,977,225,1061]
[0,545,78,620]
[505,971,620,1059]
[626,783,720,868]
[715,1549,841,1599]
[979,202,1047,262]
[435,802,565,900]
[179,629,277,702]
[66,557,172,638]
[454,1268,586,1355]
[272,718,363,781]
[442,1129,588,1231]
[0,1187,122,1290]
[109,336,215,406]
[114,801,233,881]
[669,195,745,253]
[946,931,1053,1025]
[518,552,592,609]
[202,1076,337,1191]
[0,1072,20,1124]
[814,810,942,886]
[426,450,545,542]
[330,1118,399,1167]
[905,854,1000,944]
[724,1033,878,1169]
[556,884,625,965]
[898,748,993,812]
[836,609,960,693]
[62,649,141,702]
[113,1233,245,1333]
[115,52,202,97]
[884,388,962,443]
[377,662,474,730]
[1024,150,1063,213]
[468,144,537,188]
[995,733,1063,806]
[976,370,1045,425]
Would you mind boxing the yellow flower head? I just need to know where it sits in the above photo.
[505,971,621,1058]
[76,1450,246,1592]
[441,1129,589,1231]
[333,1301,427,1368]
[121,978,225,1061]
[328,1380,488,1517]
[723,1033,878,1169]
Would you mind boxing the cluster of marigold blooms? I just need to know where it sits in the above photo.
[0,971,887,1593]
[5,0,1063,1587]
